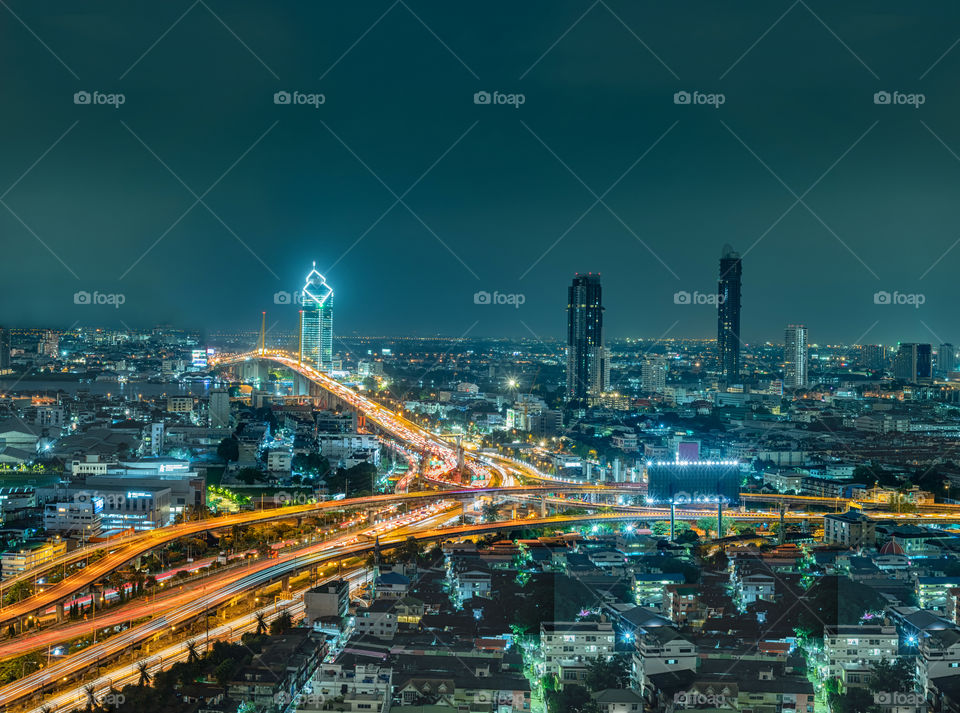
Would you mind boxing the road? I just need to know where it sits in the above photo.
[1,502,460,707]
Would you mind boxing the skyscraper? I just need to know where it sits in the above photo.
[784,324,808,388]
[894,343,932,383]
[0,326,9,371]
[717,245,742,382]
[860,344,886,371]
[938,343,956,375]
[300,263,334,372]
[566,273,607,400]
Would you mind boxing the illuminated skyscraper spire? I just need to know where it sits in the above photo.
[299,262,334,372]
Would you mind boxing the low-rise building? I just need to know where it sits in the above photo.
[823,510,876,548]
[355,600,398,640]
[540,621,615,676]
[304,579,350,625]
[823,625,898,680]
[1,538,67,577]
[309,663,392,713]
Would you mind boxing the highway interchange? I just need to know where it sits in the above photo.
[7,349,960,711]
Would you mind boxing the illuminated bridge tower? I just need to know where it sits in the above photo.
[299,263,334,372]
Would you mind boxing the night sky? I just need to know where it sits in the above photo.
[2,1,959,345]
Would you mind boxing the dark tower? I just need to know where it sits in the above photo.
[566,273,606,401]
[717,245,742,382]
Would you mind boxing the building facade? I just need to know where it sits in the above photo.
[300,263,334,372]
[566,273,607,401]
[717,245,742,382]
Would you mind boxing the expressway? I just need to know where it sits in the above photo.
[1,502,461,708]
[12,501,960,707]
[11,348,960,705]
[0,484,636,630]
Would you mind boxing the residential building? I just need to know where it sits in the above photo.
[304,579,350,625]
[540,621,615,676]
[823,510,876,548]
[784,324,809,388]
[823,625,898,680]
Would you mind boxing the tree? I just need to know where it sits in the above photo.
[270,612,293,635]
[137,661,152,686]
[186,641,199,663]
[826,684,876,713]
[584,655,630,691]
[399,536,422,564]
[868,657,915,694]
[292,452,330,477]
[217,437,239,463]
[236,467,262,485]
[481,502,502,523]
[255,612,267,636]
[3,580,31,606]
[544,684,598,713]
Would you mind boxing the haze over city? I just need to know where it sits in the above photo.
[3,2,960,342]
[4,4,960,713]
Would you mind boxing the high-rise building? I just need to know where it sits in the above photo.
[641,357,667,394]
[938,343,956,375]
[566,273,607,400]
[784,324,808,388]
[0,327,9,371]
[300,263,334,372]
[783,324,807,389]
[894,343,932,383]
[37,330,58,359]
[859,344,885,371]
[717,245,742,382]
[209,388,231,428]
